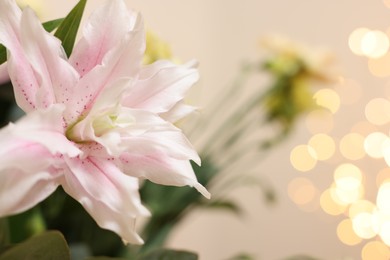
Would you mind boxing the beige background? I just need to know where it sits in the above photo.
[35,1,390,259]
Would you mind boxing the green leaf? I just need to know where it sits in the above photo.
[0,46,6,66]
[139,248,198,260]
[227,253,255,260]
[139,159,218,252]
[54,0,87,57]
[0,246,11,256]
[0,219,9,246]
[85,257,127,260]
[0,231,70,260]
[42,18,65,33]
[7,207,46,243]
[284,255,321,260]
[0,18,65,65]
[199,200,242,216]
[40,187,125,257]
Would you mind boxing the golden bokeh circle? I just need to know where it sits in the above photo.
[290,145,318,172]
[362,241,390,260]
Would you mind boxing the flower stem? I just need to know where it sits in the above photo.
[0,218,10,246]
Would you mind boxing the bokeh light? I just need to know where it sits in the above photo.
[320,188,348,215]
[377,182,390,214]
[339,133,365,160]
[379,221,390,246]
[377,168,390,188]
[382,139,390,167]
[384,0,390,8]
[313,88,340,114]
[349,28,389,58]
[384,80,390,100]
[368,53,390,77]
[331,185,364,206]
[351,121,378,136]
[352,212,377,239]
[365,98,390,126]
[337,219,362,246]
[349,27,370,56]
[361,30,389,58]
[361,241,390,260]
[371,209,389,234]
[331,164,364,205]
[364,132,389,158]
[308,134,335,161]
[290,145,318,172]
[334,163,363,190]
[293,23,390,255]
[349,200,376,219]
[288,177,317,207]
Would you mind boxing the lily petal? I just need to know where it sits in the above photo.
[0,168,60,217]
[69,22,144,118]
[65,78,133,150]
[120,121,201,165]
[0,0,39,111]
[72,99,200,163]
[69,3,144,117]
[0,0,79,119]
[123,60,199,115]
[160,101,198,123]
[0,63,9,84]
[7,105,81,157]
[120,152,210,199]
[20,7,79,122]
[0,107,72,216]
[69,0,136,77]
[62,156,150,244]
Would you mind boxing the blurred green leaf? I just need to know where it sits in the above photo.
[0,231,70,260]
[199,200,242,215]
[0,45,7,65]
[284,255,321,260]
[7,207,45,243]
[226,253,255,260]
[0,219,9,246]
[0,18,65,65]
[85,257,127,260]
[0,246,11,256]
[42,18,65,32]
[40,187,124,257]
[139,248,198,260]
[140,159,218,252]
[54,0,87,57]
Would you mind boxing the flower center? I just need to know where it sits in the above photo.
[66,111,135,143]
[92,114,118,136]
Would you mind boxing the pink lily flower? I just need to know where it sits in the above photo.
[0,0,209,244]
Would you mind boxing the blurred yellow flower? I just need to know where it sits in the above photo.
[261,34,336,81]
[260,35,337,131]
[144,30,175,64]
[16,0,45,17]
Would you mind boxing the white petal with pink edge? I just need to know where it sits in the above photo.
[123,60,199,115]
[120,152,210,199]
[0,168,61,217]
[69,0,136,77]
[62,156,150,244]
[7,105,81,157]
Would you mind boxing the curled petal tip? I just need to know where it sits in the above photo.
[186,59,199,68]
[122,235,144,245]
[194,183,211,199]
